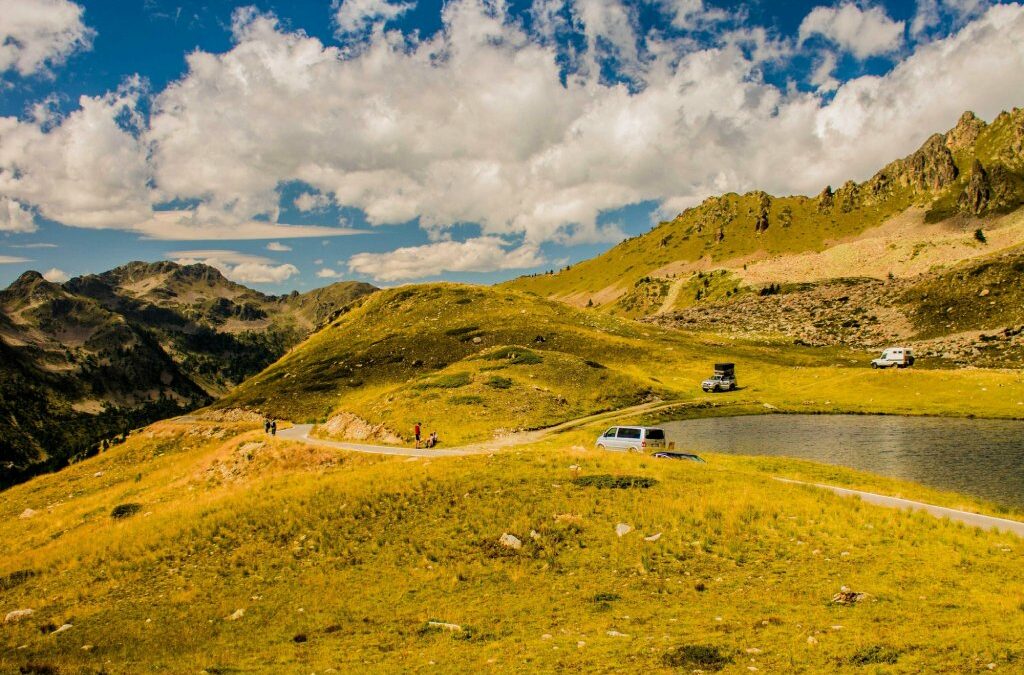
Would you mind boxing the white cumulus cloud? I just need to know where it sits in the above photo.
[266,241,292,252]
[170,249,299,284]
[334,0,414,34]
[348,237,545,282]
[0,0,94,77]
[316,267,345,278]
[294,192,332,212]
[799,2,905,59]
[42,267,68,282]
[0,197,37,233]
[0,81,151,230]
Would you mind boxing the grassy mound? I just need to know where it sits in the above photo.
[1,419,1022,672]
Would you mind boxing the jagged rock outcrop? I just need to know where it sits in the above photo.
[958,160,1021,215]
[900,133,959,192]
[816,185,834,214]
[754,192,771,233]
[959,160,992,215]
[945,111,986,152]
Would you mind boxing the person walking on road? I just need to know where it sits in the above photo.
[270,420,277,436]
[414,422,422,448]
[264,419,271,434]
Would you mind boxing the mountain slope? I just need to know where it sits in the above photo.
[506,109,1024,318]
[0,263,376,484]
[217,283,1024,450]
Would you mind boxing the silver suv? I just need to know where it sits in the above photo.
[595,426,667,453]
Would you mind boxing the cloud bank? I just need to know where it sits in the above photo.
[2,0,1024,282]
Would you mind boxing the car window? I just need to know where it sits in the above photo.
[617,427,642,439]
[603,428,617,437]
[645,429,665,440]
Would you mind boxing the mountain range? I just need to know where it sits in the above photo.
[0,261,375,484]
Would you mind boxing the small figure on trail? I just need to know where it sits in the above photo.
[264,419,271,434]
[427,431,438,448]
[270,420,277,436]
[414,422,422,448]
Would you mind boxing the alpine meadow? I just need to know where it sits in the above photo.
[2,1,1024,674]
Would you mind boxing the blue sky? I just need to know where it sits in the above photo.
[1,0,1022,292]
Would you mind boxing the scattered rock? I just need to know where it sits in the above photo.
[228,608,245,621]
[472,336,483,345]
[4,609,33,623]
[529,530,541,541]
[82,644,93,651]
[499,533,522,550]
[318,413,403,445]
[541,633,552,640]
[832,587,867,605]
[644,532,662,542]
[427,621,462,632]
[615,523,633,537]
[93,471,104,478]
[606,630,629,637]
[745,648,762,654]
[577,640,586,648]
[52,623,73,635]
[806,636,818,645]
[18,508,36,519]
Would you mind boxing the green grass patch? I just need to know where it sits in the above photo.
[572,474,658,489]
[485,376,513,389]
[413,372,472,389]
[480,346,543,365]
[662,644,733,671]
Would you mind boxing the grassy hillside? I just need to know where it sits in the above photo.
[506,109,1024,317]
[216,283,1024,450]
[1,417,1022,673]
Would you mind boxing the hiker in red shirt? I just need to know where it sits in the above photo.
[414,422,421,447]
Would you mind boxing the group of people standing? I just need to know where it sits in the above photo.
[413,422,438,448]
[264,418,277,436]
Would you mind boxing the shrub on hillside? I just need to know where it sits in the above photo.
[111,503,142,519]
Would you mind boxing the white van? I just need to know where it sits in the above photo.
[595,426,668,453]
[871,347,915,369]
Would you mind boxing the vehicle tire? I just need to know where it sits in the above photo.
[872,363,879,369]
[597,444,605,451]
[629,446,641,453]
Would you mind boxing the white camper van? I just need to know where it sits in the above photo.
[871,347,915,369]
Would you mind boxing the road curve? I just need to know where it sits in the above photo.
[775,477,1024,537]
[278,424,485,457]
[275,400,673,458]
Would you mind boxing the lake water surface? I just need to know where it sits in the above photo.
[662,414,1024,508]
